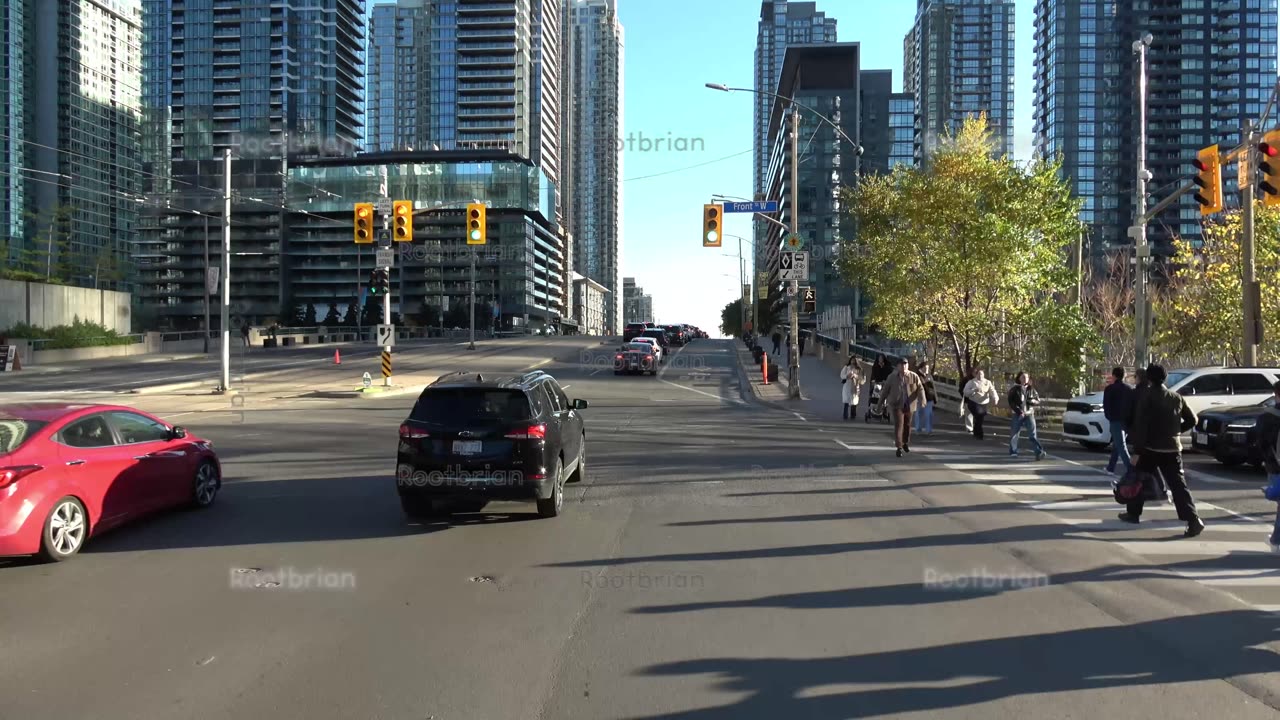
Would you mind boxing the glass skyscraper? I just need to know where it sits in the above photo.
[0,0,142,289]
[1034,0,1279,259]
[562,0,623,335]
[889,93,916,169]
[754,1,838,199]
[904,0,1014,160]
[136,0,366,328]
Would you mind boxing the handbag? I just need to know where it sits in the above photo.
[1264,474,1280,502]
[1113,467,1169,504]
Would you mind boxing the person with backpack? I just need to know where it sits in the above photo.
[1255,380,1280,552]
[1120,363,1203,537]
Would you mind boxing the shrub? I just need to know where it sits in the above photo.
[0,318,137,349]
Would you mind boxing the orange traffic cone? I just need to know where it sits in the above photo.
[334,349,341,365]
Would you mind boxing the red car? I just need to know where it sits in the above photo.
[0,402,221,562]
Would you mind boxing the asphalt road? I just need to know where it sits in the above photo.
[2,339,1279,720]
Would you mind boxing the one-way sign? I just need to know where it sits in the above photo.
[779,251,808,280]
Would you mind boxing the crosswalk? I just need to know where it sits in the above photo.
[918,448,1280,614]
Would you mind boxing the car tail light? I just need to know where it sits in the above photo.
[505,424,546,440]
[616,354,623,359]
[399,424,430,439]
[0,465,42,489]
[646,355,653,360]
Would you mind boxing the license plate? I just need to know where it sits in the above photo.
[453,440,482,455]
[1193,432,1208,445]
[1228,432,1247,443]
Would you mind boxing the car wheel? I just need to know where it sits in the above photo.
[536,457,565,518]
[191,460,220,508]
[614,370,622,375]
[567,436,586,484]
[400,494,437,519]
[37,497,88,562]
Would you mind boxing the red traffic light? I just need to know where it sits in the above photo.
[1262,142,1278,158]
[1192,159,1208,171]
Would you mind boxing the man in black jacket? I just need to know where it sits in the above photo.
[1103,367,1134,474]
[1008,372,1045,460]
[1121,363,1203,536]
[1254,380,1280,550]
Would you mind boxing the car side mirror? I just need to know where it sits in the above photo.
[169,426,187,440]
[572,399,589,410]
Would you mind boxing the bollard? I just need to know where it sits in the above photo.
[763,353,768,385]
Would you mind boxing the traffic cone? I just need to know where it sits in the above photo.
[334,349,341,365]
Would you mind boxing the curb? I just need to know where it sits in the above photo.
[733,343,805,411]
[129,379,218,395]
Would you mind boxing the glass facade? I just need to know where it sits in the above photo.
[1034,0,1279,258]
[889,94,916,169]
[905,0,1015,159]
[754,1,838,198]
[0,0,30,261]
[562,0,623,334]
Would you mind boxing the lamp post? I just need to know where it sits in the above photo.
[1130,33,1154,370]
[706,83,863,399]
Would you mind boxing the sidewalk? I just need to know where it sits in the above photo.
[734,343,795,407]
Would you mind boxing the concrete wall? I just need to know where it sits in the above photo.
[0,280,132,334]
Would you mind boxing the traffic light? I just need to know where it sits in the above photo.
[1191,145,1223,215]
[367,269,381,296]
[354,203,374,243]
[467,203,487,245]
[703,204,721,247]
[368,269,389,296]
[1259,130,1280,206]
[393,200,413,241]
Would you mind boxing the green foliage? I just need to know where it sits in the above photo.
[341,299,359,326]
[0,318,135,349]
[322,302,343,327]
[415,301,440,328]
[720,298,744,337]
[836,114,1095,389]
[303,303,318,326]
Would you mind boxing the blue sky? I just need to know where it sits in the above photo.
[615,0,1035,336]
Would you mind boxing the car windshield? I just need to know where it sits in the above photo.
[625,344,652,352]
[409,389,533,424]
[0,418,49,454]
[1166,371,1192,388]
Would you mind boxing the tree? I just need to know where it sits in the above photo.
[1154,203,1280,366]
[719,298,744,338]
[322,302,342,327]
[836,114,1095,390]
[341,298,359,327]
[415,301,440,329]
[303,302,318,326]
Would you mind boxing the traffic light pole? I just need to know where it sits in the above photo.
[1131,36,1152,371]
[218,148,232,394]
[1243,119,1259,367]
[381,203,392,387]
[468,246,476,350]
[787,107,801,400]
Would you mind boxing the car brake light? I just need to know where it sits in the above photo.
[0,465,42,489]
[646,355,653,360]
[505,424,546,439]
[399,424,430,439]
[616,354,623,359]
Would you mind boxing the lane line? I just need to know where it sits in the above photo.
[990,484,1115,496]
[1116,540,1275,555]
[793,412,807,422]
[833,439,895,451]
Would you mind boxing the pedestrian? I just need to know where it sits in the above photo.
[840,355,862,420]
[1120,363,1204,536]
[1008,371,1045,461]
[913,361,936,434]
[799,332,806,357]
[240,323,250,348]
[771,330,781,355]
[1127,367,1149,427]
[962,368,998,440]
[1254,380,1280,552]
[870,354,892,384]
[880,357,926,457]
[959,368,975,433]
[1103,366,1135,475]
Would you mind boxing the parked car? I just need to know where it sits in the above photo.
[1062,367,1280,450]
[396,370,588,519]
[0,402,221,562]
[615,342,658,376]
[1192,395,1277,468]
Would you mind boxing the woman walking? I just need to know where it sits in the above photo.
[914,361,936,434]
[840,355,862,420]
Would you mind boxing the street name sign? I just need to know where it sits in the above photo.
[723,200,779,213]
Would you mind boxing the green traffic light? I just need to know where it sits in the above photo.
[470,229,482,240]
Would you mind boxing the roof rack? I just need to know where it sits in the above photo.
[431,371,472,385]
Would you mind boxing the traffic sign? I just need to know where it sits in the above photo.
[375,248,394,268]
[758,286,768,300]
[375,197,392,214]
[376,324,396,347]
[377,229,391,246]
[381,350,392,378]
[723,200,779,214]
[362,372,372,388]
[802,287,817,313]
[784,233,804,249]
[786,285,797,297]
[757,271,768,284]
[779,251,808,281]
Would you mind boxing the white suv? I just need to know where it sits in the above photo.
[1061,367,1280,450]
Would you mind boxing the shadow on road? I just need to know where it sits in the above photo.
[623,610,1280,719]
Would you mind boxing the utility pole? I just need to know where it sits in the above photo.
[468,243,476,350]
[203,214,211,355]
[380,170,392,387]
[1130,34,1153,370]
[788,106,801,399]
[1242,119,1260,367]
[219,148,232,394]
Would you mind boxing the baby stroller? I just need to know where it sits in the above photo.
[864,382,889,423]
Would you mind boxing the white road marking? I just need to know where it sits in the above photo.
[527,359,552,370]
[965,472,1116,484]
[991,484,1115,496]
[833,439,896,451]
[1116,540,1276,555]
[589,368,602,376]
[658,377,742,404]
[1057,517,1264,531]
[793,412,807,421]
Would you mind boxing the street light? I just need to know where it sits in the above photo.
[1130,33,1154,369]
[706,83,863,400]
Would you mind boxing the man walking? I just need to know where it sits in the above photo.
[880,357,926,458]
[1120,363,1204,537]
[1103,366,1134,475]
[1008,372,1045,461]
[1254,380,1280,552]
[771,331,781,355]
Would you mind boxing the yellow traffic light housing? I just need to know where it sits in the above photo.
[1259,130,1280,206]
[703,203,721,247]
[392,200,413,241]
[1191,145,1223,215]
[467,203,487,245]
[354,203,374,243]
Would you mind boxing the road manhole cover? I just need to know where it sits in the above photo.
[469,575,495,583]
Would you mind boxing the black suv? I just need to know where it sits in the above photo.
[396,370,588,518]
[623,322,649,342]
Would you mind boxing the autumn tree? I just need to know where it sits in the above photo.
[1154,203,1280,366]
[719,298,745,338]
[836,114,1097,390]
